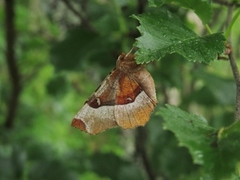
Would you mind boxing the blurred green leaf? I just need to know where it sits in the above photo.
[90,153,144,179]
[51,28,99,71]
[191,86,218,106]
[118,164,144,180]
[51,28,116,72]
[148,0,164,7]
[46,74,68,96]
[152,53,186,89]
[29,159,77,180]
[149,0,212,24]
[193,70,236,106]
[133,11,225,64]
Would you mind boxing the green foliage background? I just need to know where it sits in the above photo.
[1,0,240,179]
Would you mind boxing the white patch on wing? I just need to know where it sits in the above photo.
[74,103,116,134]
[94,80,109,97]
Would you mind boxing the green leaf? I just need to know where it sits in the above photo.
[148,0,212,24]
[133,11,225,64]
[216,121,240,178]
[158,105,240,178]
[158,104,215,164]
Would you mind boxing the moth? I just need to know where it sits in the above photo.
[72,51,157,134]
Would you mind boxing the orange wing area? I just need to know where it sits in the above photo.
[116,74,142,104]
[115,90,155,129]
[114,74,155,129]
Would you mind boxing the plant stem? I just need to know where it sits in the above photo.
[229,49,240,121]
[226,7,240,121]
[213,0,240,7]
[205,24,213,34]
[135,127,156,180]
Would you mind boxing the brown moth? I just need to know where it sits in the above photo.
[72,51,157,134]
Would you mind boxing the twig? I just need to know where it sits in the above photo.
[61,0,94,31]
[205,24,213,34]
[137,0,147,14]
[229,49,240,121]
[135,127,156,180]
[226,6,240,121]
[213,0,240,7]
[4,0,21,128]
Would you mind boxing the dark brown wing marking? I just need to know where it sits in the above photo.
[87,69,120,108]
